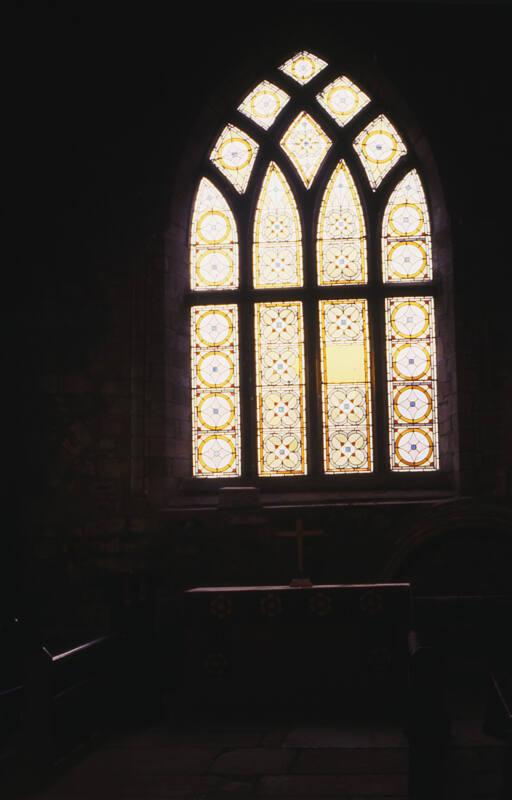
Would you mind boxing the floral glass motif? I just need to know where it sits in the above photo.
[255,302,307,476]
[210,124,259,193]
[382,170,432,282]
[319,300,373,473]
[353,114,406,190]
[280,112,332,189]
[279,50,327,85]
[238,80,290,130]
[190,178,238,290]
[317,160,366,284]
[253,162,303,288]
[317,76,370,127]
[191,305,241,477]
[385,297,439,471]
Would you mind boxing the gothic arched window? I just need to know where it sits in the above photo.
[188,51,448,484]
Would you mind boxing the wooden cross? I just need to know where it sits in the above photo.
[275,517,323,587]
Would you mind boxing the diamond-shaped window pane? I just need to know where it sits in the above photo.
[280,112,332,189]
[317,76,370,127]
[279,51,327,85]
[238,80,290,131]
[353,115,406,190]
[210,124,259,194]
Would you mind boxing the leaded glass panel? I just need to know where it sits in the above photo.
[317,160,366,285]
[238,80,290,130]
[319,300,373,473]
[253,162,303,288]
[280,112,332,189]
[255,302,307,476]
[317,76,370,127]
[353,115,406,190]
[210,124,259,193]
[191,305,241,477]
[385,297,439,471]
[382,170,432,282]
[190,178,238,290]
[279,51,327,85]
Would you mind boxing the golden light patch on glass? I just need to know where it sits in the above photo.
[319,300,373,473]
[255,302,307,476]
[353,114,406,190]
[382,170,432,282]
[317,160,366,284]
[190,179,238,290]
[316,76,370,127]
[210,124,259,193]
[385,297,439,471]
[279,50,327,85]
[238,80,290,130]
[253,162,302,288]
[191,305,241,477]
[280,112,332,189]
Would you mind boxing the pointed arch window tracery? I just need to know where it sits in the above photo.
[188,51,443,482]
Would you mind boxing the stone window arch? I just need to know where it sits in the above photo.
[167,49,457,496]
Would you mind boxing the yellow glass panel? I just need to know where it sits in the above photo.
[279,50,327,85]
[238,80,290,130]
[317,160,366,285]
[353,114,406,190]
[280,112,332,189]
[317,76,370,127]
[191,305,241,477]
[190,178,238,290]
[319,300,373,473]
[385,297,439,471]
[253,162,303,288]
[382,170,432,282]
[210,124,259,193]
[255,302,307,476]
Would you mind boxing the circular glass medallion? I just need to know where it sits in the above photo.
[361,130,398,164]
[395,428,434,468]
[195,309,233,347]
[392,343,431,380]
[196,352,234,388]
[393,385,432,424]
[217,137,253,171]
[198,434,236,473]
[390,301,429,339]
[197,210,231,245]
[196,250,234,287]
[388,241,427,280]
[388,203,424,236]
[197,393,235,430]
[327,84,358,117]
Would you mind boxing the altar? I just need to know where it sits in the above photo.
[183,582,412,713]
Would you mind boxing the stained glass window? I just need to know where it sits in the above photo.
[317,76,370,127]
[255,302,307,476]
[279,51,327,85]
[210,124,259,193]
[319,300,373,472]
[253,162,303,288]
[191,305,241,477]
[189,51,446,483]
[190,178,238,290]
[385,297,439,471]
[353,114,406,190]
[238,80,290,130]
[382,170,432,282]
[317,160,366,285]
[280,112,332,188]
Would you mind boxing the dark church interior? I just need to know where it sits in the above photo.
[4,2,512,798]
